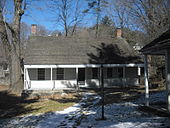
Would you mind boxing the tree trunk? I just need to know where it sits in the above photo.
[0,0,24,95]
[9,48,23,95]
[8,0,24,95]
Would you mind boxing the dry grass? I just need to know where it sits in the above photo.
[0,85,81,118]
[0,84,165,118]
[22,99,75,116]
[96,85,166,105]
[22,93,81,116]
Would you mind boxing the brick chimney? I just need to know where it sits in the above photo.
[115,28,122,38]
[31,24,37,35]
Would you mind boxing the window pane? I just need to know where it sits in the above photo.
[38,68,45,80]
[57,68,64,74]
[92,68,98,79]
[57,74,64,80]
[107,68,113,78]
[56,68,64,80]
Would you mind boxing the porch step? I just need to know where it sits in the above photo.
[138,105,170,117]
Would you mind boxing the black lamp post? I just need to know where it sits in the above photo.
[101,64,105,120]
[100,50,105,120]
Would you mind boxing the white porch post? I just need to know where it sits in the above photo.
[165,49,170,111]
[137,66,141,85]
[51,67,52,81]
[144,55,149,106]
[51,67,55,90]
[76,67,79,90]
[85,68,87,86]
[24,67,26,90]
[25,68,30,89]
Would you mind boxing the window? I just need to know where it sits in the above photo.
[38,68,45,80]
[56,68,64,80]
[92,68,98,79]
[107,68,113,78]
[118,68,123,78]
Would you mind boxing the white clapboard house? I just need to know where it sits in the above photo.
[24,26,144,91]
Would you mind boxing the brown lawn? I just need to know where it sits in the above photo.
[0,85,81,119]
[0,84,165,119]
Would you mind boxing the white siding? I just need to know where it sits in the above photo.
[28,80,77,90]
[30,81,53,90]
[54,80,77,89]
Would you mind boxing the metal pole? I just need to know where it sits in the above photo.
[123,66,126,87]
[101,64,105,119]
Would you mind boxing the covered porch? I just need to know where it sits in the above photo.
[141,29,170,112]
[24,64,144,90]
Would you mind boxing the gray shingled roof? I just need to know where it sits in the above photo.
[24,36,141,65]
[140,29,170,55]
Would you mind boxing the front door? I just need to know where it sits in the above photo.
[78,68,85,85]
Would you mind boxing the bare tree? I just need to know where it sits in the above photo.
[115,0,170,78]
[115,0,170,38]
[107,0,130,29]
[69,0,84,36]
[20,22,30,42]
[0,0,26,94]
[49,0,84,36]
[84,0,108,38]
[36,25,50,36]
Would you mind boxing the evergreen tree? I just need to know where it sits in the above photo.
[100,16,114,26]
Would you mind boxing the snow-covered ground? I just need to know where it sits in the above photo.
[79,102,170,128]
[0,92,170,128]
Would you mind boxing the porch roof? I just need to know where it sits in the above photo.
[140,29,170,55]
[24,36,142,65]
[24,64,144,68]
